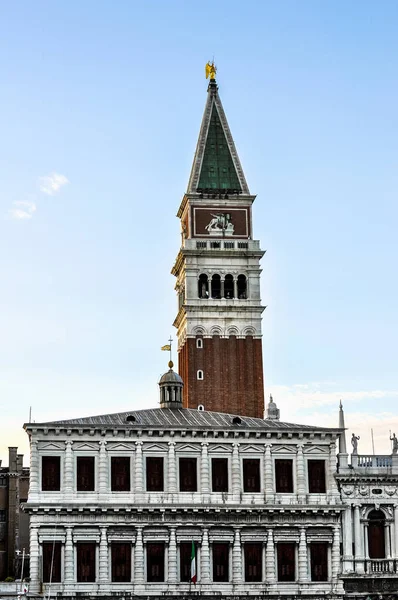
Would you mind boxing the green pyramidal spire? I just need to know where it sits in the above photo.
[187,78,249,195]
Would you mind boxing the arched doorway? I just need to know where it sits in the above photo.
[368,509,386,559]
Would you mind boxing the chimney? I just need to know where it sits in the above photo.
[17,454,23,474]
[8,447,17,472]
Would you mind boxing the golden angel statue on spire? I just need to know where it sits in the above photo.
[205,61,217,80]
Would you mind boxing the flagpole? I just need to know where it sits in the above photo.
[169,336,173,363]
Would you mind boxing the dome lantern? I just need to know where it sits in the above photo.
[159,361,184,409]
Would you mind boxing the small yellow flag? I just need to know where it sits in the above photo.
[161,344,171,351]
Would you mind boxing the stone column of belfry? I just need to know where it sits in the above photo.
[232,527,242,583]
[29,525,40,593]
[264,443,274,501]
[99,526,109,581]
[232,443,241,497]
[332,524,341,578]
[296,444,306,499]
[64,526,74,582]
[134,441,143,493]
[298,527,309,581]
[29,440,39,498]
[201,442,210,493]
[134,526,144,583]
[265,528,276,583]
[168,441,177,493]
[354,504,364,573]
[200,528,211,583]
[99,440,108,495]
[64,440,74,499]
[168,527,178,583]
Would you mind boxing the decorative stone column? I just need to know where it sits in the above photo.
[29,526,40,593]
[328,441,338,494]
[265,528,276,583]
[168,527,177,584]
[168,442,177,493]
[64,526,74,582]
[343,505,353,571]
[296,444,306,501]
[354,505,364,573]
[332,524,341,579]
[201,528,211,583]
[64,440,74,499]
[264,443,274,502]
[232,527,242,584]
[394,505,398,559]
[135,441,143,493]
[99,526,109,581]
[134,526,144,583]
[99,440,108,495]
[385,522,392,559]
[29,440,39,498]
[201,443,210,493]
[232,443,241,497]
[298,527,309,582]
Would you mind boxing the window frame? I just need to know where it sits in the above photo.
[146,456,165,492]
[212,542,230,582]
[242,458,261,493]
[41,455,62,492]
[274,458,294,494]
[277,542,296,582]
[211,457,229,492]
[244,542,262,582]
[76,542,97,582]
[146,542,165,582]
[310,542,329,582]
[76,455,96,492]
[179,456,198,492]
[111,542,132,582]
[307,459,327,494]
[42,541,62,583]
[110,456,131,492]
[197,370,204,380]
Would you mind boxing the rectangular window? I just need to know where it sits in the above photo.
[211,458,228,492]
[180,542,193,582]
[277,543,296,582]
[76,457,95,491]
[310,542,328,581]
[77,542,96,582]
[275,459,293,493]
[0,510,6,522]
[111,543,131,582]
[243,459,261,492]
[111,457,130,492]
[147,543,165,582]
[213,542,229,582]
[146,457,164,492]
[244,543,262,582]
[308,460,326,493]
[179,457,197,492]
[42,456,61,491]
[42,542,62,583]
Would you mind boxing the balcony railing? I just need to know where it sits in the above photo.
[356,455,393,468]
[365,559,398,574]
[182,239,260,251]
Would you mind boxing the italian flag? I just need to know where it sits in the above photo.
[190,541,197,584]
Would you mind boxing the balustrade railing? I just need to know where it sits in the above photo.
[356,455,392,468]
[365,559,397,574]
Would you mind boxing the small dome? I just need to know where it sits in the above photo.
[158,361,184,409]
[159,369,183,386]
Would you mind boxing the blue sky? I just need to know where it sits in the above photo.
[1,1,397,463]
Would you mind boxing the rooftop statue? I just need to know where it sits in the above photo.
[391,433,398,454]
[205,61,217,80]
[351,433,360,454]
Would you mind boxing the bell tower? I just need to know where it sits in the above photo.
[172,66,265,418]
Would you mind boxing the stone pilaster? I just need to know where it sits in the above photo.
[168,527,177,583]
[232,527,242,584]
[343,505,353,571]
[332,524,341,578]
[201,442,210,493]
[64,526,74,583]
[29,526,40,593]
[99,440,108,495]
[168,442,177,493]
[264,443,274,502]
[64,440,74,499]
[296,443,306,500]
[29,440,39,497]
[385,522,392,559]
[232,443,241,496]
[298,527,308,582]
[134,526,144,583]
[99,526,109,581]
[201,528,211,583]
[395,505,398,559]
[354,505,364,573]
[329,441,338,494]
[135,441,143,493]
[265,528,276,583]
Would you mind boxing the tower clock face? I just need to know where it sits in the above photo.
[192,206,250,238]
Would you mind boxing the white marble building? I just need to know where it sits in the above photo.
[24,366,346,599]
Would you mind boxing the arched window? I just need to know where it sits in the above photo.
[224,274,234,299]
[198,274,209,299]
[196,338,203,349]
[368,509,386,559]
[197,370,204,380]
[211,274,221,299]
[237,275,247,299]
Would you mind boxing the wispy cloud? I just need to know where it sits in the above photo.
[38,172,69,195]
[8,200,37,220]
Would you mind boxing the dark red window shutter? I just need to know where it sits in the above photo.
[111,457,130,492]
[308,460,326,493]
[147,543,165,582]
[41,456,61,491]
[179,542,192,582]
[310,542,328,581]
[243,459,261,492]
[146,457,164,492]
[111,543,131,582]
[244,543,262,582]
[77,543,96,582]
[76,457,95,491]
[211,458,228,492]
[275,459,293,493]
[179,458,197,492]
[42,542,62,583]
[213,542,229,582]
[368,510,386,559]
[277,543,296,582]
